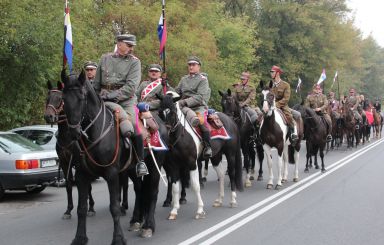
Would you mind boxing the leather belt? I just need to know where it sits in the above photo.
[101,83,124,90]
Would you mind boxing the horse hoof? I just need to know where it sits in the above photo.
[202,177,207,183]
[321,169,327,173]
[71,236,88,245]
[244,180,252,188]
[140,229,153,238]
[315,166,319,169]
[163,201,171,207]
[111,236,127,245]
[229,202,238,208]
[128,222,142,232]
[281,179,287,183]
[87,211,96,217]
[179,198,187,205]
[274,184,282,190]
[213,200,222,207]
[168,213,177,220]
[257,176,263,181]
[195,211,206,220]
[293,178,299,182]
[62,213,72,220]
[250,176,255,181]
[250,169,255,174]
[120,208,127,216]
[267,184,273,189]
[304,169,309,173]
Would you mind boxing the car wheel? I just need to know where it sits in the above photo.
[0,183,5,201]
[25,186,46,194]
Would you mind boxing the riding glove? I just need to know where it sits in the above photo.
[102,90,120,103]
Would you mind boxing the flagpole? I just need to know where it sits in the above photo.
[161,0,166,73]
[337,74,340,101]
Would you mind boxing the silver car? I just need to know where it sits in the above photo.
[0,132,59,200]
[10,125,58,150]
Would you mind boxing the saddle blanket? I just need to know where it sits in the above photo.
[143,130,168,151]
[365,110,374,125]
[193,123,231,140]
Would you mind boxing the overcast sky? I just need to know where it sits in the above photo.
[347,0,384,47]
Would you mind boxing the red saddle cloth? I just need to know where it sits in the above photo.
[143,130,168,151]
[365,110,374,125]
[193,123,231,140]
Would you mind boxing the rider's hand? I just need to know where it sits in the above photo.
[103,90,120,103]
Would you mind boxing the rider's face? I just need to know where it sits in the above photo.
[117,41,134,55]
[188,63,200,74]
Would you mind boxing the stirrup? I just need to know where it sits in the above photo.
[203,147,212,159]
[136,161,149,177]
[290,133,298,146]
[326,134,332,142]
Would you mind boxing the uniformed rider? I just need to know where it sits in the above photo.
[269,65,298,144]
[373,98,381,112]
[83,61,97,85]
[305,84,332,141]
[93,34,148,177]
[345,88,363,123]
[176,56,212,159]
[136,64,174,111]
[232,72,262,124]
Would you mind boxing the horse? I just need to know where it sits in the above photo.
[294,105,327,173]
[219,89,264,187]
[158,94,243,217]
[44,80,96,219]
[328,104,343,149]
[61,69,135,245]
[259,81,303,189]
[372,108,383,138]
[341,102,357,149]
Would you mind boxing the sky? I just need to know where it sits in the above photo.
[347,0,384,47]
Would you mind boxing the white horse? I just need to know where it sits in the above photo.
[259,81,302,189]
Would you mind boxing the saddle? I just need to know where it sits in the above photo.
[137,111,167,151]
[194,112,230,140]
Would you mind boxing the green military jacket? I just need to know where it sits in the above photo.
[232,82,256,107]
[305,93,328,113]
[93,52,141,111]
[271,79,291,109]
[346,95,359,110]
[176,73,211,113]
[136,78,174,111]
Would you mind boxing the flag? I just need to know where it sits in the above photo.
[331,71,338,88]
[63,0,73,72]
[316,68,326,85]
[157,13,167,57]
[296,77,302,93]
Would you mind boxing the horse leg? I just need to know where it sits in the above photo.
[71,170,91,245]
[106,175,126,245]
[63,166,74,219]
[275,153,283,190]
[314,149,319,169]
[168,180,180,220]
[292,149,299,182]
[128,172,143,232]
[180,182,187,205]
[263,147,274,189]
[119,171,129,216]
[197,160,204,188]
[256,144,264,181]
[281,145,289,183]
[225,152,238,208]
[87,184,96,217]
[305,153,310,173]
[203,160,209,182]
[243,145,252,188]
[190,168,205,219]
[163,174,172,207]
[212,162,225,207]
[319,146,326,173]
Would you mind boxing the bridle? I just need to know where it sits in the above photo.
[46,89,66,124]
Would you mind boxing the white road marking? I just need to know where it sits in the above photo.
[179,138,384,245]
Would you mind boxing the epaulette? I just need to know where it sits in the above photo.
[232,83,239,87]
[129,54,139,60]
[199,73,207,80]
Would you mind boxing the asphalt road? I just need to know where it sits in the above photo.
[1,138,384,245]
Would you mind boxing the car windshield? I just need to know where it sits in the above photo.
[14,129,54,146]
[0,133,44,153]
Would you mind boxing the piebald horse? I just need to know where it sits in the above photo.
[259,81,302,189]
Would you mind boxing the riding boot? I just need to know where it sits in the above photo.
[120,119,134,148]
[289,122,298,146]
[324,116,333,142]
[132,134,149,177]
[199,124,212,159]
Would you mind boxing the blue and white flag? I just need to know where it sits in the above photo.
[63,0,73,72]
[317,68,326,85]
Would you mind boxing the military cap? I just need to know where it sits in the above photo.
[116,34,137,46]
[148,64,162,72]
[83,61,97,70]
[187,56,202,65]
[313,84,321,89]
[270,65,283,74]
[349,88,355,92]
[240,72,250,80]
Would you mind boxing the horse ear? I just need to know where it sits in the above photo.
[61,69,68,84]
[227,88,231,96]
[78,69,86,85]
[268,80,273,89]
[47,80,53,90]
[57,81,64,90]
[218,90,224,97]
[259,80,264,89]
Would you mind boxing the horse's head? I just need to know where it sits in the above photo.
[260,80,275,116]
[158,94,178,129]
[61,69,87,140]
[219,89,239,117]
[44,80,64,124]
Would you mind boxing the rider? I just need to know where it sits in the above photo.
[269,65,298,144]
[93,33,148,177]
[83,61,97,85]
[373,98,381,112]
[232,71,262,124]
[345,88,363,123]
[305,84,332,141]
[176,56,212,159]
[136,64,174,111]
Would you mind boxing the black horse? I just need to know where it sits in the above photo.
[44,81,96,219]
[219,89,264,186]
[62,70,134,245]
[294,105,327,173]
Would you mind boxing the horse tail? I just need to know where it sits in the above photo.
[288,145,295,164]
[235,143,244,192]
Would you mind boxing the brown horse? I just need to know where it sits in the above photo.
[372,108,383,138]
[341,102,357,148]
